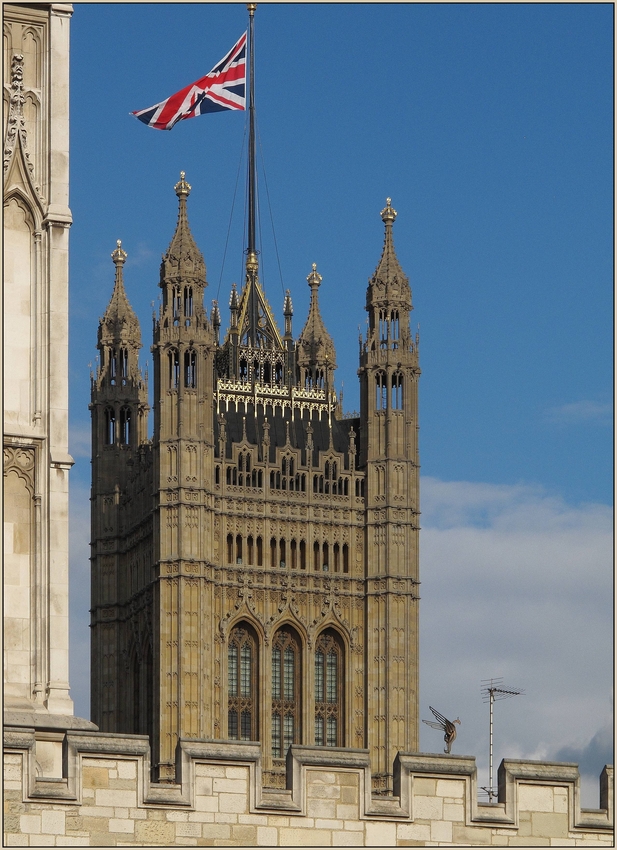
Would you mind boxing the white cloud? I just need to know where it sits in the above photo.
[420,477,613,807]
[544,400,612,425]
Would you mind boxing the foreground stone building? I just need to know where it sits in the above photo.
[3,3,613,846]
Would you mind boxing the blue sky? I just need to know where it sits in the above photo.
[67,3,613,805]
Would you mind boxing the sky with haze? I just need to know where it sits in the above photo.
[67,3,612,806]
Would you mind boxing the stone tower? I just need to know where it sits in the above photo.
[90,177,419,791]
[90,240,149,733]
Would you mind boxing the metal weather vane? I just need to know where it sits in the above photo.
[422,706,461,754]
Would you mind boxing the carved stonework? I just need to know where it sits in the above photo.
[3,445,35,495]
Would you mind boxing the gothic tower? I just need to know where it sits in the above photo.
[90,177,419,791]
[359,199,421,790]
[90,241,149,733]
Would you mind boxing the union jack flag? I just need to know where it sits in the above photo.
[131,32,246,130]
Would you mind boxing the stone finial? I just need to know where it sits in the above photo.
[381,197,397,224]
[307,263,322,290]
[283,289,293,317]
[174,171,191,198]
[111,239,127,265]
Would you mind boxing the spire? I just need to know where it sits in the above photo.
[160,172,206,286]
[297,263,337,371]
[99,241,141,346]
[367,198,411,308]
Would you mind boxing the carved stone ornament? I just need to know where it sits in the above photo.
[3,54,43,201]
[3,445,35,495]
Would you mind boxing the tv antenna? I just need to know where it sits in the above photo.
[480,678,524,801]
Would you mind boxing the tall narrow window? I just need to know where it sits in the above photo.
[110,349,117,385]
[119,406,131,445]
[271,629,301,758]
[105,407,116,445]
[392,372,403,410]
[120,348,128,384]
[183,286,193,318]
[184,350,196,388]
[169,349,179,389]
[375,371,387,409]
[228,624,258,741]
[314,629,343,747]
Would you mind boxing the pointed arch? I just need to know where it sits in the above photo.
[314,627,344,747]
[271,625,302,758]
[228,621,259,741]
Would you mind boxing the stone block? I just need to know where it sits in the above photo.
[95,789,137,808]
[212,777,247,795]
[436,779,465,799]
[217,812,238,824]
[41,810,65,835]
[340,785,359,805]
[198,765,226,778]
[412,794,443,820]
[308,771,337,784]
[176,822,202,837]
[134,819,176,844]
[116,760,137,779]
[333,830,364,846]
[4,835,28,847]
[365,821,396,846]
[32,834,54,845]
[443,802,465,821]
[231,824,257,843]
[195,794,219,813]
[336,804,359,820]
[279,827,332,846]
[452,824,493,844]
[20,814,41,834]
[307,797,336,818]
[82,766,109,789]
[3,815,21,834]
[238,814,269,825]
[61,839,90,847]
[218,792,248,813]
[316,818,344,830]
[256,826,278,844]
[553,788,568,814]
[167,810,189,822]
[309,782,341,799]
[507,838,549,846]
[430,819,452,842]
[225,766,249,779]
[531,812,569,839]
[518,784,555,813]
[109,819,134,833]
[397,821,431,842]
[412,777,436,796]
[200,823,232,839]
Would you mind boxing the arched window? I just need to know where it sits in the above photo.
[391,372,403,410]
[105,407,116,445]
[227,534,233,564]
[184,350,196,388]
[120,348,128,384]
[300,540,306,570]
[270,537,277,568]
[315,630,344,747]
[271,628,301,758]
[228,624,258,741]
[236,535,243,564]
[110,349,117,385]
[119,406,131,445]
[183,286,193,318]
[343,543,349,573]
[172,286,181,325]
[169,349,179,389]
[375,371,387,409]
[256,536,263,567]
[247,535,254,565]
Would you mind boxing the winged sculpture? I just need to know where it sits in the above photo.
[422,706,460,754]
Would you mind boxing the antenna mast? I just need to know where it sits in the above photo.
[480,678,524,801]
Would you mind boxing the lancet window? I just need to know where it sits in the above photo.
[104,407,116,445]
[184,350,196,388]
[119,406,131,445]
[169,349,180,389]
[375,371,387,409]
[271,628,301,758]
[228,624,258,741]
[391,372,403,410]
[314,629,343,747]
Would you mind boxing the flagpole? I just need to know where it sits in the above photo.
[246,2,258,346]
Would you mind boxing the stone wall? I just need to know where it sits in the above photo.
[3,730,613,846]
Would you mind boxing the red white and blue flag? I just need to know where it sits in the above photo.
[131,32,247,130]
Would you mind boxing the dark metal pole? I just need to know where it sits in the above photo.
[246,3,258,347]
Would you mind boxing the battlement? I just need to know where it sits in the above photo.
[4,728,613,846]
